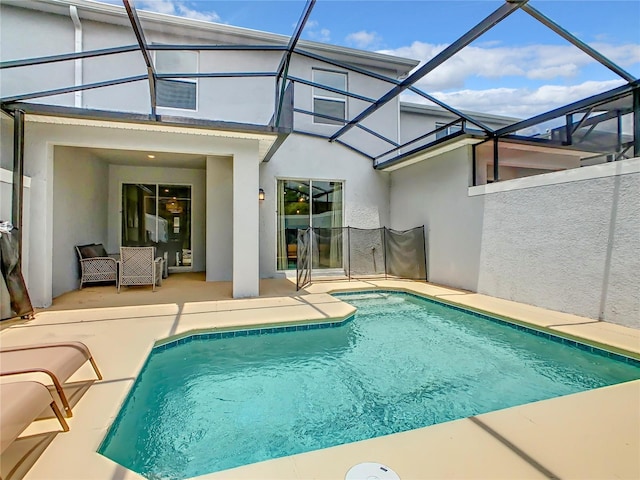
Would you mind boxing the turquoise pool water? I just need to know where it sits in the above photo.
[99,291,640,479]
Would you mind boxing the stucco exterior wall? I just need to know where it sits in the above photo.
[206,156,233,282]
[21,118,260,306]
[391,149,639,329]
[1,114,14,171]
[475,160,640,328]
[0,5,75,105]
[1,2,407,133]
[289,56,402,154]
[389,146,484,291]
[52,146,109,297]
[259,134,390,278]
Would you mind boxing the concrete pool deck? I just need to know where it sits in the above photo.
[1,274,638,480]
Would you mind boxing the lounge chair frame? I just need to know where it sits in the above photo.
[0,342,102,418]
[1,381,69,455]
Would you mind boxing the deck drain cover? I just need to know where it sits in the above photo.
[345,462,400,480]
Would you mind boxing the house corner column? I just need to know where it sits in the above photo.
[232,142,260,298]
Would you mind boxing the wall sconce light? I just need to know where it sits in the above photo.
[258,188,265,201]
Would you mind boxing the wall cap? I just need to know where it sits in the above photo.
[469,157,640,197]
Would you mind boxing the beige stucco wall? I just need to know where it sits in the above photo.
[475,159,640,328]
[390,152,640,329]
[52,146,109,297]
[389,146,485,291]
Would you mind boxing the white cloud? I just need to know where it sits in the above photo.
[379,41,639,91]
[346,30,382,49]
[592,42,640,67]
[307,28,331,43]
[137,0,221,23]
[402,79,625,119]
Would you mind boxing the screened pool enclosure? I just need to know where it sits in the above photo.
[1,0,638,299]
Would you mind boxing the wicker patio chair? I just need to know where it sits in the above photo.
[118,246,163,292]
[75,244,117,289]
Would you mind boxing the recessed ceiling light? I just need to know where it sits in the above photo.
[147,154,155,159]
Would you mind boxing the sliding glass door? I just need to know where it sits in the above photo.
[276,179,343,270]
[122,183,192,270]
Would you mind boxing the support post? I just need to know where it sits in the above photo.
[634,87,640,157]
[493,137,500,183]
[123,0,157,117]
[616,110,622,160]
[12,110,25,264]
[347,226,351,281]
[565,114,573,145]
[422,225,428,282]
[472,144,477,186]
[383,227,388,280]
[232,143,260,298]
[274,0,315,127]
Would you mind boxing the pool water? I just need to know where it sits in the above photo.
[99,291,640,479]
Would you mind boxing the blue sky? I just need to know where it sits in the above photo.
[99,0,640,118]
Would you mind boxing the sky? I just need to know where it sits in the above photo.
[97,0,640,119]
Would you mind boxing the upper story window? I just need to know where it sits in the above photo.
[155,50,198,111]
[312,69,347,125]
[435,121,462,139]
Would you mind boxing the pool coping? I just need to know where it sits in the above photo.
[1,279,638,480]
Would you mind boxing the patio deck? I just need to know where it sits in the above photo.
[0,273,638,480]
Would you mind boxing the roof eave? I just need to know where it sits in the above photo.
[3,0,418,74]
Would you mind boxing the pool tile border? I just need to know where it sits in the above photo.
[153,317,353,352]
[335,290,640,366]
[150,289,640,368]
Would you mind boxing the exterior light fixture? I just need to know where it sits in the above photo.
[259,188,265,201]
[147,154,155,159]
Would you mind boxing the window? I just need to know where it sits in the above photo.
[276,179,343,270]
[435,122,462,139]
[155,50,198,110]
[312,69,347,125]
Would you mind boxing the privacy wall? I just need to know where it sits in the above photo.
[391,150,639,329]
[475,159,640,328]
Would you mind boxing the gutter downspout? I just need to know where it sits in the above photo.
[70,6,82,107]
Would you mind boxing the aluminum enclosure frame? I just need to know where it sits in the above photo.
[2,0,639,263]
[2,0,637,165]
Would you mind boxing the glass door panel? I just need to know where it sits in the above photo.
[276,179,343,270]
[122,183,192,271]
[312,181,343,269]
[158,185,192,269]
[122,184,156,246]
[277,180,310,270]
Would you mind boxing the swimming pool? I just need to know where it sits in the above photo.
[99,291,640,479]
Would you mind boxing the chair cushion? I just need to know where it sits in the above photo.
[92,244,108,257]
[77,243,108,259]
